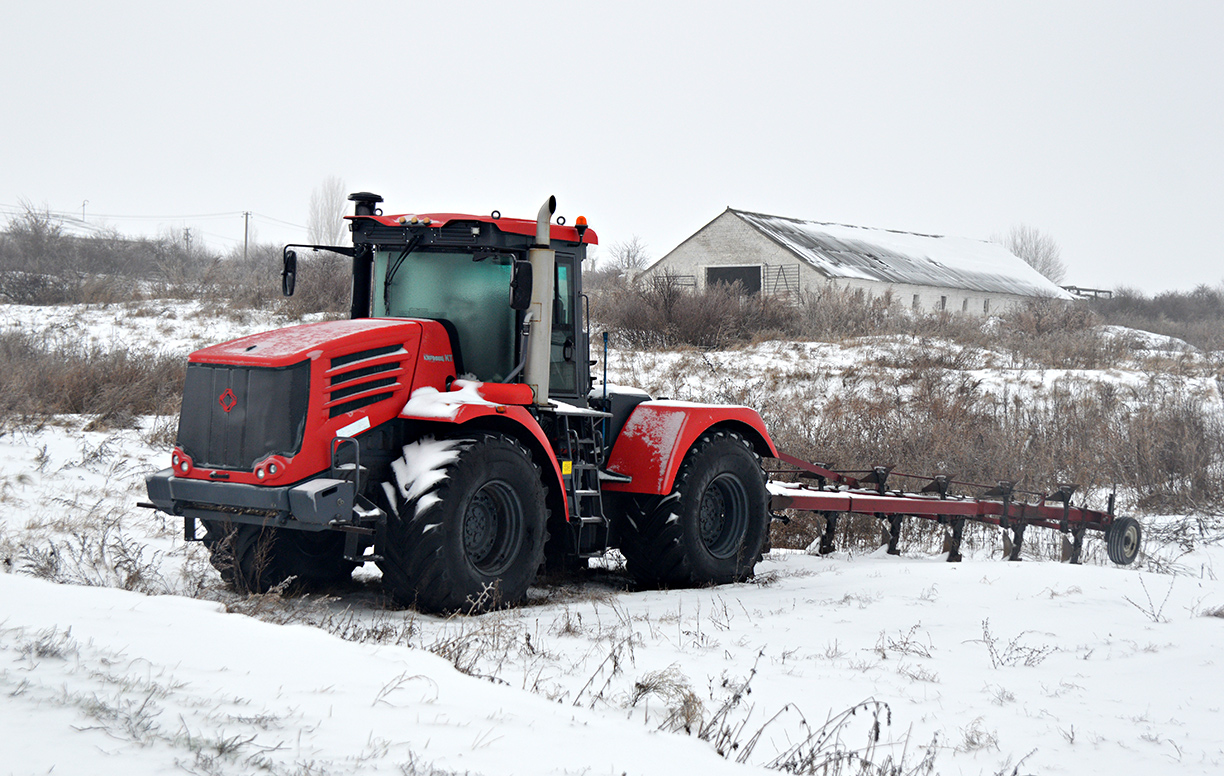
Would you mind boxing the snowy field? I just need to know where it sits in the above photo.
[2,302,1223,775]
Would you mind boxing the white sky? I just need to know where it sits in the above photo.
[2,1,1220,293]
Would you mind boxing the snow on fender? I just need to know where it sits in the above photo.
[400,379,531,420]
[602,400,778,496]
[398,379,569,522]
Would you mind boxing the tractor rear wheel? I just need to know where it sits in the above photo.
[1106,516,1142,565]
[619,430,769,587]
[202,522,356,593]
[377,433,547,613]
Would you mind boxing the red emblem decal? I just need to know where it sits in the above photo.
[218,388,237,413]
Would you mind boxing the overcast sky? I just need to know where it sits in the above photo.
[2,1,1220,293]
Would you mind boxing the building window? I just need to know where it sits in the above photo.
[940,295,947,311]
[962,298,969,313]
[912,294,920,311]
[706,265,762,295]
[983,299,991,314]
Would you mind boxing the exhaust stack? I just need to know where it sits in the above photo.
[347,192,383,319]
[523,196,556,405]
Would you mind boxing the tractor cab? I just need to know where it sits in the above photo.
[344,192,595,405]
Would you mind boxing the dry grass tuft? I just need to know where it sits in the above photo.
[0,331,185,429]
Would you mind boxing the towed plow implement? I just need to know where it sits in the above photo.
[768,452,1141,565]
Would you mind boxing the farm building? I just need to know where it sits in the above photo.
[642,208,1072,313]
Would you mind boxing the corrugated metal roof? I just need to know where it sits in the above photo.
[732,209,1072,299]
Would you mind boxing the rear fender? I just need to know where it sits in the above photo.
[399,383,568,521]
[601,401,778,496]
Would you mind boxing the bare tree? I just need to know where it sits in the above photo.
[995,224,1067,284]
[609,235,651,274]
[307,176,348,245]
[585,235,652,290]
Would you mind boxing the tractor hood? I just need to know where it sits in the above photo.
[174,317,461,484]
[189,319,422,368]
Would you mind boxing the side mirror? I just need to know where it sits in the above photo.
[509,260,532,310]
[282,249,297,297]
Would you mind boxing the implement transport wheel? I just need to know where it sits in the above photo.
[1106,516,1142,566]
[620,430,769,587]
[377,433,546,614]
[202,521,356,594]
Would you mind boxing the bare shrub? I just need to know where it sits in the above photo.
[763,365,1224,536]
[0,203,221,305]
[630,664,704,733]
[598,272,738,348]
[762,700,938,775]
[633,655,942,775]
[0,331,184,428]
[0,201,345,316]
[13,626,80,661]
[793,284,902,340]
[972,619,1056,668]
[1005,296,1096,337]
[956,717,1000,753]
[15,509,190,596]
[193,243,349,319]
[874,624,934,660]
[595,278,906,348]
[596,279,1144,371]
[1123,576,1174,623]
[1091,284,1224,352]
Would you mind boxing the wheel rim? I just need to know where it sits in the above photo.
[698,472,750,559]
[462,480,524,575]
[1121,523,1139,559]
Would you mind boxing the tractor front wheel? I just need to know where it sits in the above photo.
[202,522,356,593]
[377,433,547,613]
[620,430,769,587]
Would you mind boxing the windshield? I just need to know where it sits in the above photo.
[373,249,516,383]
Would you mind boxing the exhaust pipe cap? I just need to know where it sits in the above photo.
[348,192,384,217]
[535,196,556,246]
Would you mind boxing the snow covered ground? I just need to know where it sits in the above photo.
[2,302,1223,775]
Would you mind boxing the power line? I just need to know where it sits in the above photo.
[199,229,240,245]
[0,203,246,221]
[2,203,311,231]
[251,212,308,230]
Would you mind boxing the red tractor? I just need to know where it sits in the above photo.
[147,194,778,612]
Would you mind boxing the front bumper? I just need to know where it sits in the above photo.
[145,468,356,532]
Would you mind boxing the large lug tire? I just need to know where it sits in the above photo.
[376,433,547,614]
[1106,516,1142,566]
[619,430,769,587]
[202,521,357,594]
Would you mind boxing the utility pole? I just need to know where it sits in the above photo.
[183,227,192,255]
[81,200,88,222]
[243,211,251,261]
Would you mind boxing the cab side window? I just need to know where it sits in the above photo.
[550,257,576,394]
